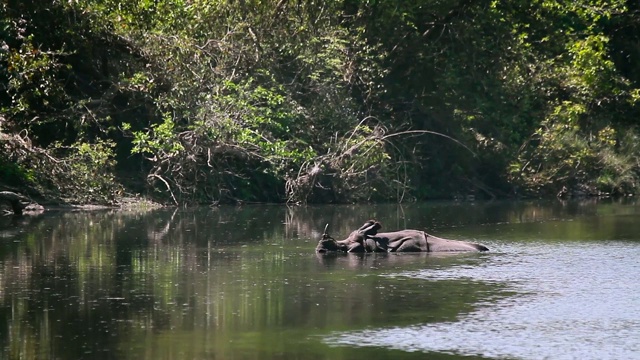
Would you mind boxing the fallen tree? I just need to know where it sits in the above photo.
[0,191,41,215]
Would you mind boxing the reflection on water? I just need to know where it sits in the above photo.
[0,199,639,359]
[326,242,640,359]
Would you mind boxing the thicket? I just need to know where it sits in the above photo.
[2,0,640,205]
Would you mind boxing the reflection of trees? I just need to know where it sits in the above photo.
[282,199,638,238]
[283,204,411,242]
[0,210,148,358]
[0,207,314,359]
[282,201,613,242]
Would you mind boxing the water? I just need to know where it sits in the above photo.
[0,200,639,359]
[329,243,640,359]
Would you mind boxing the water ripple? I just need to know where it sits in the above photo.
[325,242,640,359]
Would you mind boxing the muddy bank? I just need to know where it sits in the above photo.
[1,190,162,216]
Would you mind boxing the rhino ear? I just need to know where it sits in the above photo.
[359,220,381,236]
[357,220,376,231]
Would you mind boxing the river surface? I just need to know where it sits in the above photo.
[0,199,639,359]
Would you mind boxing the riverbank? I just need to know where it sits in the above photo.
[0,186,163,216]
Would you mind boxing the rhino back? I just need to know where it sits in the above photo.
[426,234,489,252]
[375,230,428,252]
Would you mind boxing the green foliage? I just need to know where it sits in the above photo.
[3,37,69,130]
[498,1,640,196]
[2,0,640,203]
[130,114,184,159]
[0,160,35,186]
[61,139,121,202]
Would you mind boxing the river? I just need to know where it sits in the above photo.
[0,199,638,359]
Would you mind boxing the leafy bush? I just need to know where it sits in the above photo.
[3,0,640,204]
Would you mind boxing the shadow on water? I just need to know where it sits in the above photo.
[0,198,639,359]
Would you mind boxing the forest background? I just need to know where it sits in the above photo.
[1,0,640,206]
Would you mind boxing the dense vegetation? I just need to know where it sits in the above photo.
[2,0,640,205]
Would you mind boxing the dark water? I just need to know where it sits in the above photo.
[1,200,639,359]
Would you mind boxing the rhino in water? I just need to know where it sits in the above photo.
[316,220,488,253]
